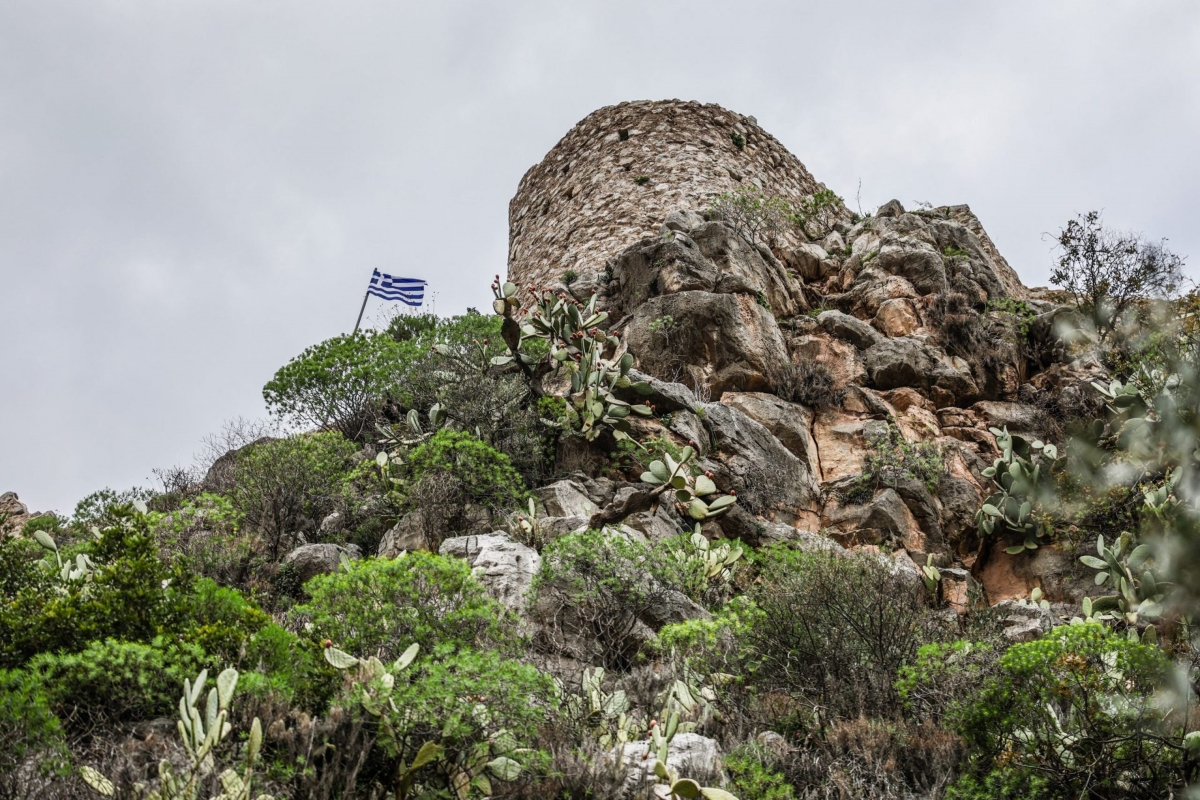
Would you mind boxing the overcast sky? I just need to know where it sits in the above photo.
[2,1,1197,514]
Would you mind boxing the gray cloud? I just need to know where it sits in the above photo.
[2,0,1197,512]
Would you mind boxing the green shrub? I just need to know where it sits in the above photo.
[905,623,1184,799]
[152,493,252,585]
[744,545,932,725]
[0,507,192,669]
[533,529,694,669]
[0,669,67,791]
[20,514,64,537]
[263,331,413,440]
[30,636,207,727]
[294,553,510,662]
[70,486,154,531]
[724,743,795,800]
[843,424,946,505]
[228,431,358,561]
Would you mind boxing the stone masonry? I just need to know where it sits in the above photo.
[507,100,836,291]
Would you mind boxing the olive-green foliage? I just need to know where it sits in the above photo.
[744,546,932,724]
[151,493,252,587]
[900,623,1183,799]
[724,743,795,800]
[29,636,207,728]
[295,553,511,662]
[708,185,794,246]
[844,424,946,504]
[374,649,553,794]
[228,432,358,561]
[404,429,528,514]
[533,529,694,669]
[0,507,192,669]
[0,668,67,793]
[70,486,154,531]
[390,311,554,483]
[1051,210,1185,342]
[263,331,412,440]
[20,514,64,537]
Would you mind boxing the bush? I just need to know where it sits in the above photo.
[724,743,795,800]
[294,553,511,662]
[709,186,795,246]
[152,493,253,586]
[533,529,694,669]
[0,669,66,796]
[744,546,933,724]
[842,424,946,504]
[1051,210,1185,342]
[0,507,192,669]
[263,331,414,440]
[398,430,528,549]
[776,360,845,409]
[228,432,358,561]
[30,636,207,728]
[904,623,1185,799]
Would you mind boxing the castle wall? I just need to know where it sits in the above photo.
[507,100,832,290]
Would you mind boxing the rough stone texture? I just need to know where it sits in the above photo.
[614,733,725,798]
[817,310,881,350]
[991,599,1059,643]
[702,400,820,522]
[282,543,362,584]
[873,298,921,337]
[720,392,820,475]
[623,291,790,396]
[439,532,542,613]
[0,492,33,534]
[508,100,837,292]
[607,219,807,319]
[536,479,598,518]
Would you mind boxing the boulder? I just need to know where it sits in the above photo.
[614,733,725,797]
[863,337,934,390]
[0,492,32,533]
[876,236,949,296]
[282,543,362,584]
[990,599,1059,643]
[785,241,829,281]
[624,291,790,397]
[822,488,918,548]
[378,512,427,557]
[970,401,1047,441]
[788,334,867,390]
[811,412,889,483]
[817,310,882,350]
[720,392,820,474]
[439,532,541,612]
[618,369,698,413]
[608,219,805,318]
[873,298,921,337]
[702,401,820,520]
[537,479,597,518]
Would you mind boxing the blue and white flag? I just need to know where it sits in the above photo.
[367,270,425,307]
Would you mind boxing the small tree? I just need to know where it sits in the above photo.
[228,432,357,561]
[1051,211,1185,341]
[263,332,413,440]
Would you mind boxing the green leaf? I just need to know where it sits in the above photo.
[694,475,717,496]
[410,741,444,771]
[1080,555,1108,570]
[32,530,57,551]
[80,766,115,797]
[688,499,710,520]
[395,642,420,671]
[706,495,736,512]
[216,668,238,710]
[671,779,702,799]
[486,756,522,782]
[631,404,653,416]
[982,504,1002,517]
[641,471,665,486]
[490,355,514,366]
[649,461,670,483]
[700,789,740,800]
[1004,544,1027,555]
[323,647,359,669]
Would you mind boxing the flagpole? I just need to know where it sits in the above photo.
[352,289,370,334]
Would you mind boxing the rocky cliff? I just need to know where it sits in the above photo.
[507,101,1095,611]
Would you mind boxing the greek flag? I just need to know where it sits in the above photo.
[367,270,425,306]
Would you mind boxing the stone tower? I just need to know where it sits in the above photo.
[507,100,833,291]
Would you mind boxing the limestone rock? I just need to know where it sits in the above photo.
[439,532,541,613]
[378,513,427,557]
[537,479,597,518]
[614,733,725,797]
[702,401,820,520]
[624,291,790,397]
[817,310,882,350]
[822,489,918,548]
[282,543,362,585]
[720,391,820,473]
[619,369,698,413]
[873,298,921,337]
[991,599,1058,643]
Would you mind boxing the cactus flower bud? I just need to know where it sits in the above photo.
[322,639,333,648]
